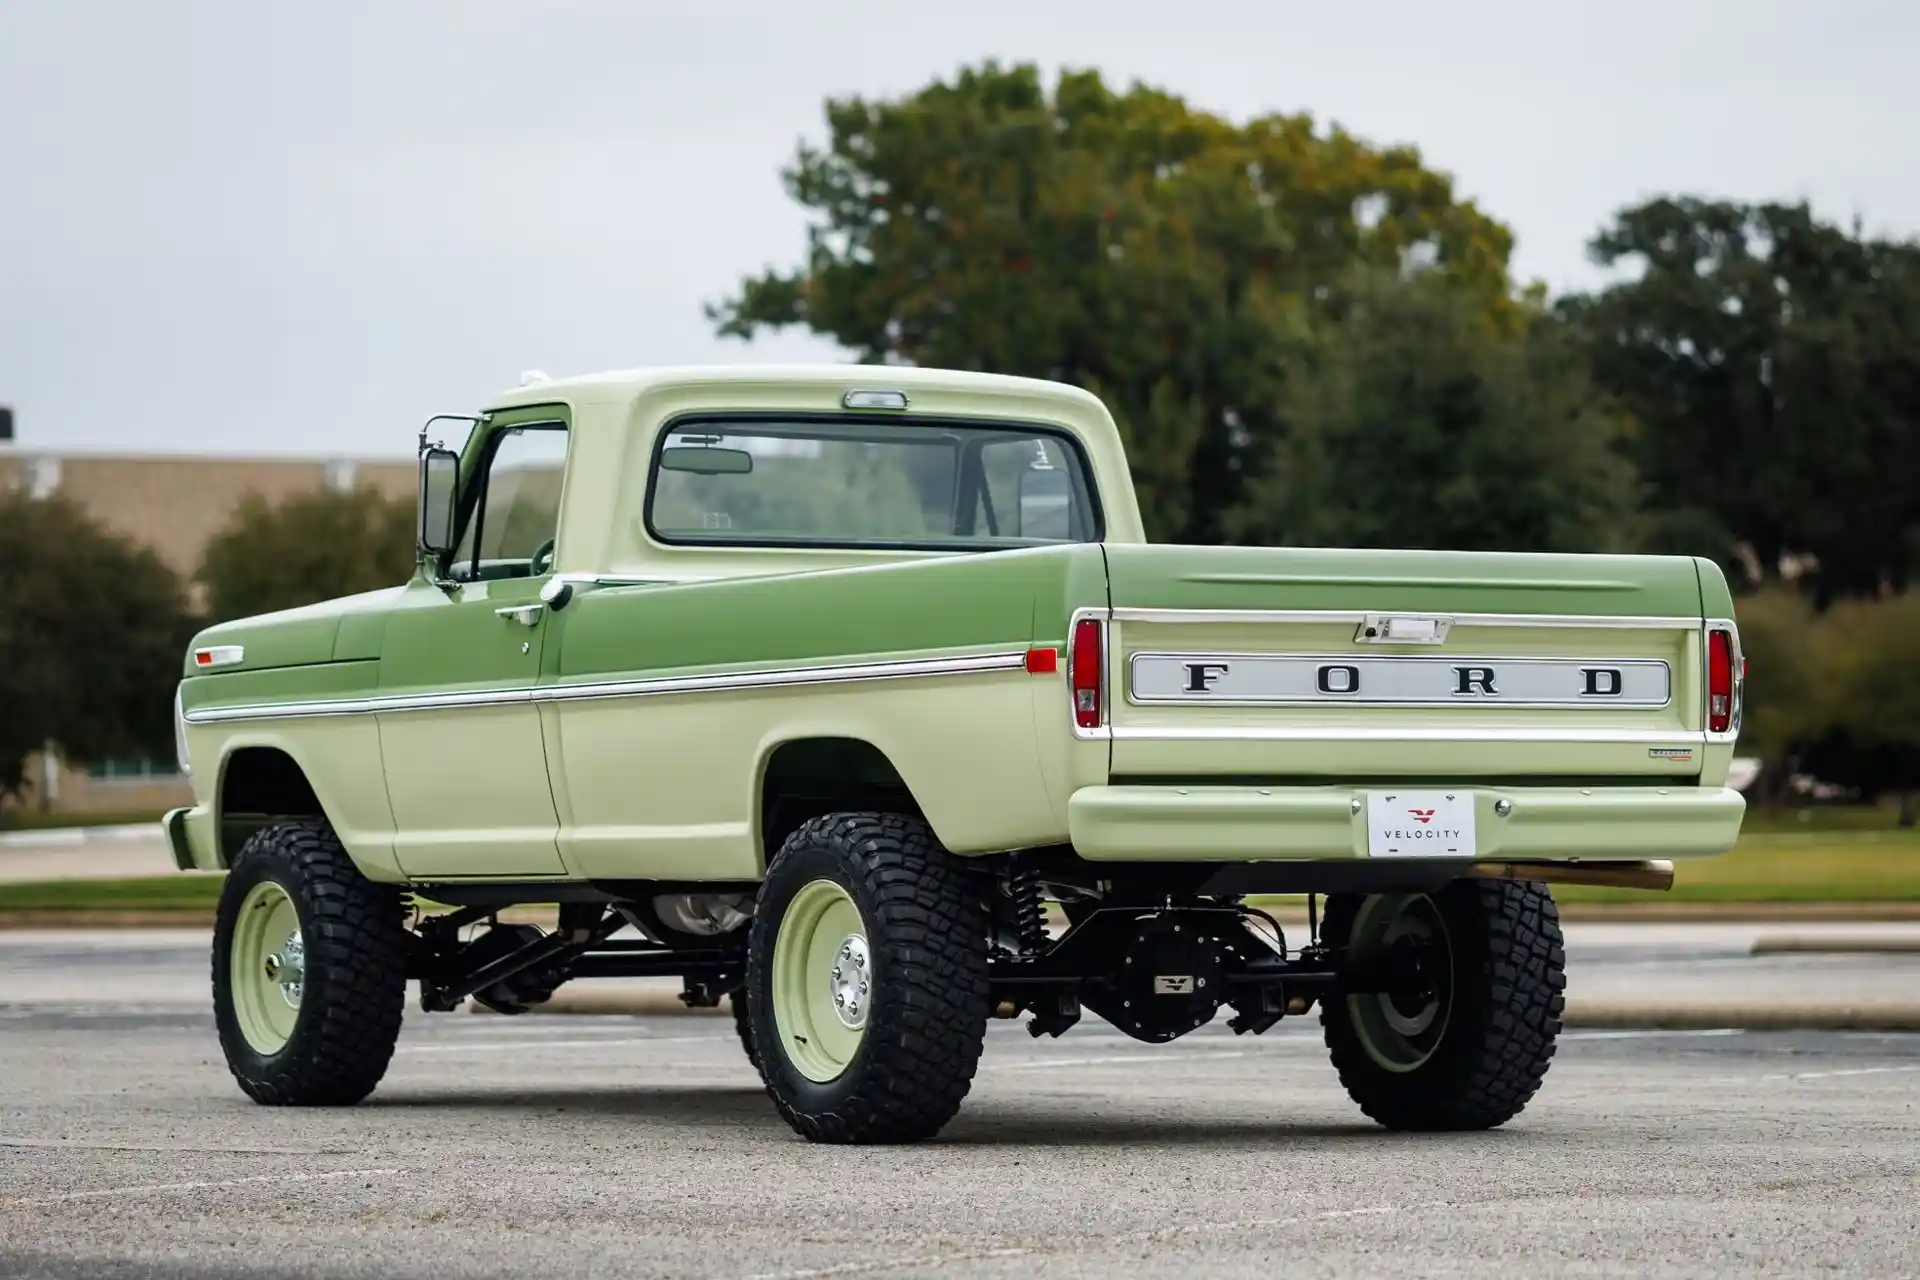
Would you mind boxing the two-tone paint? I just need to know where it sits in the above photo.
[167,363,1746,887]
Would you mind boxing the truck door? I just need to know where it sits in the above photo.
[377,418,570,878]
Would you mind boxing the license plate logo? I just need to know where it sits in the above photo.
[1366,791,1476,857]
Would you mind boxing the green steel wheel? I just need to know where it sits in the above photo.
[228,879,305,1055]
[1321,879,1566,1131]
[770,878,870,1083]
[747,812,989,1144]
[212,819,406,1106]
[1342,893,1455,1074]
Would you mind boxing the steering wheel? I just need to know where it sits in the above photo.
[530,538,556,577]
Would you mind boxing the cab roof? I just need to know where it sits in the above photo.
[480,363,1107,416]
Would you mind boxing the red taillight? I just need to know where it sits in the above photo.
[1069,618,1104,729]
[1707,628,1736,734]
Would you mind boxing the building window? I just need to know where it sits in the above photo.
[86,756,182,783]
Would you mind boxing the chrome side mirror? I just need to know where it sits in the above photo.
[417,447,460,557]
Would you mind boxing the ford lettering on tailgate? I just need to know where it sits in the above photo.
[1129,654,1671,708]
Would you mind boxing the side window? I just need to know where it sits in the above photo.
[452,424,569,580]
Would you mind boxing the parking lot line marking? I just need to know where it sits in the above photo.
[1560,1029,1744,1041]
[10,1168,404,1206]
[0,1138,357,1155]
[1789,1064,1920,1080]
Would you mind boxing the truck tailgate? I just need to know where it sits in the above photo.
[1101,545,1709,780]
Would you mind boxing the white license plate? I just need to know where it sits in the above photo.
[1366,791,1476,858]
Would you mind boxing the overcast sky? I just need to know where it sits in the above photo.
[3,1,1914,457]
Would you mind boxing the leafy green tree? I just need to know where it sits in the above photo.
[1732,588,1823,761]
[1820,592,1920,825]
[1729,586,1827,803]
[1226,271,1640,552]
[1561,198,1920,598]
[0,492,193,799]
[199,487,416,623]
[713,61,1519,543]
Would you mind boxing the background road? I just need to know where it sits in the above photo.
[3,928,1918,1278]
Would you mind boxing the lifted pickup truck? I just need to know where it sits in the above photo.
[169,365,1745,1142]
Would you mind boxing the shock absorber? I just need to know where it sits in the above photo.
[1008,858,1048,955]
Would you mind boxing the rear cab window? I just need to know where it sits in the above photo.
[645,416,1102,550]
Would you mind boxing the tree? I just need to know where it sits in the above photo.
[0,492,193,799]
[1821,592,1920,825]
[1560,198,1920,599]
[198,487,416,624]
[712,62,1519,543]
[1226,270,1640,552]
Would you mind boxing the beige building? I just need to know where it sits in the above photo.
[1,445,415,818]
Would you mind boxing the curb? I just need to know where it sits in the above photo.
[479,989,1920,1032]
[0,824,160,849]
[1750,935,1920,956]
[0,910,216,929]
[1557,902,1920,922]
[1562,999,1920,1032]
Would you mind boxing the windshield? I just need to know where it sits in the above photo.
[646,417,1101,550]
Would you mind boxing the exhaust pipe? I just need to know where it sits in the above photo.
[1468,859,1675,892]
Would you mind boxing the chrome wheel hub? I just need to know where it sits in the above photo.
[828,933,871,1029]
[263,929,305,1009]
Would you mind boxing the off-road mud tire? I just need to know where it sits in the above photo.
[747,812,989,1143]
[1321,878,1565,1130]
[731,988,762,1078]
[212,819,407,1105]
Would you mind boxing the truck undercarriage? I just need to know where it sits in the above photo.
[405,851,1633,1043]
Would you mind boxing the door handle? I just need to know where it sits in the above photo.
[495,604,544,628]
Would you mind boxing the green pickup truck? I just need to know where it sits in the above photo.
[168,365,1745,1143]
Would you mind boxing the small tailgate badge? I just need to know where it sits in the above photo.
[1356,615,1453,645]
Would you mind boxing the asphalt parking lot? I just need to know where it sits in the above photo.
[3,933,1918,1279]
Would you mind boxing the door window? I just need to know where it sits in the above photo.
[453,424,569,579]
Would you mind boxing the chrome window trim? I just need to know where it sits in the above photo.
[180,650,1028,725]
[1110,608,1701,630]
[1123,652,1674,710]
